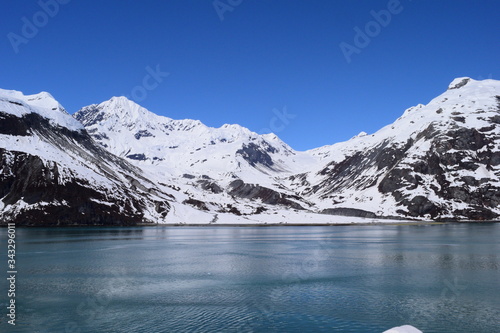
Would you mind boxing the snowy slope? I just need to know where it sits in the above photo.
[0,89,83,131]
[75,96,316,180]
[308,78,499,164]
[75,97,321,217]
[74,77,500,222]
[0,89,173,225]
[290,77,500,220]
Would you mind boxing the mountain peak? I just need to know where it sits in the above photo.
[448,77,472,90]
[26,91,55,101]
[107,95,138,105]
[0,88,83,131]
[101,96,148,112]
[91,96,165,125]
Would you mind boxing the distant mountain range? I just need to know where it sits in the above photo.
[1,77,499,226]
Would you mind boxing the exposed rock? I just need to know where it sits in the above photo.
[0,112,30,136]
[0,149,148,226]
[236,143,274,168]
[127,153,147,161]
[320,208,377,218]
[134,130,154,139]
[228,180,304,210]
[182,198,209,211]
[448,77,470,90]
[196,179,223,194]
[0,112,171,226]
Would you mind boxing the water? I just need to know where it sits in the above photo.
[1,224,499,333]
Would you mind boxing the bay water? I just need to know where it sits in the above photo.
[1,224,499,332]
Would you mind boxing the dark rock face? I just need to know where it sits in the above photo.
[74,105,103,126]
[489,115,500,124]
[381,132,499,220]
[228,180,304,210]
[127,153,147,161]
[196,179,223,194]
[0,112,171,226]
[312,119,499,220]
[0,112,30,136]
[134,130,154,140]
[399,196,440,218]
[0,149,148,226]
[236,143,274,168]
[320,208,377,218]
[182,198,209,211]
[448,78,470,90]
[313,140,410,196]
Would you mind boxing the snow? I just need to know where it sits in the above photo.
[312,78,500,157]
[75,96,320,186]
[448,77,471,90]
[2,77,499,223]
[352,131,368,139]
[0,91,178,224]
[69,78,500,222]
[0,89,83,131]
[163,203,420,225]
[298,77,500,212]
[0,133,116,189]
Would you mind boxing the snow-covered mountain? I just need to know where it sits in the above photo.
[0,89,172,225]
[74,96,321,219]
[74,96,315,179]
[290,77,500,220]
[1,77,499,225]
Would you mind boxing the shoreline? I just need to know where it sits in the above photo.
[1,220,499,228]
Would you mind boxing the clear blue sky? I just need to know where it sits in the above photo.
[1,0,499,150]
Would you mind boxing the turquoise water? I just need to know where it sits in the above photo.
[1,224,499,332]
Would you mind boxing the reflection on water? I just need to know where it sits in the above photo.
[1,224,499,332]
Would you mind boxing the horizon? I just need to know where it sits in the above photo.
[1,0,499,150]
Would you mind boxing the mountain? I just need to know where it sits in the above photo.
[74,96,307,178]
[0,89,172,226]
[74,96,319,220]
[75,77,500,222]
[1,77,499,225]
[291,77,500,220]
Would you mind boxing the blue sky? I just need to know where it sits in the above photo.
[1,0,499,150]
